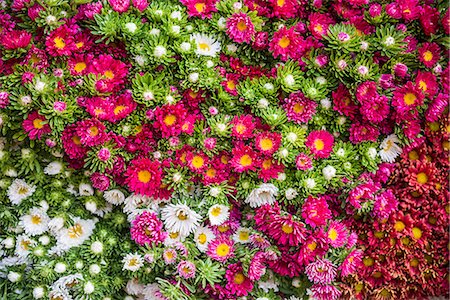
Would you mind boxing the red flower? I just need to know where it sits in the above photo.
[22,111,51,140]
[305,130,334,158]
[125,158,163,196]
[0,30,32,49]
[418,42,440,68]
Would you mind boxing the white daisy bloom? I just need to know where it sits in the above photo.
[208,204,229,226]
[190,33,221,57]
[245,183,278,208]
[122,253,144,272]
[232,227,251,244]
[15,234,36,257]
[19,208,50,236]
[194,226,215,252]
[79,183,94,196]
[33,286,45,299]
[54,218,96,251]
[7,179,36,205]
[160,203,201,237]
[48,217,65,234]
[379,134,402,163]
[163,230,187,246]
[44,161,63,175]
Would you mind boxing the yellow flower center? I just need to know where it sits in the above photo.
[293,103,304,113]
[277,0,285,6]
[418,80,427,91]
[21,240,31,251]
[218,225,229,232]
[423,50,433,62]
[191,155,205,169]
[216,243,230,257]
[227,80,236,90]
[403,93,417,105]
[114,105,126,115]
[33,118,45,129]
[394,221,405,232]
[233,273,245,284]
[129,258,138,266]
[104,70,114,79]
[239,231,249,241]
[68,223,84,239]
[314,24,324,34]
[307,241,317,251]
[198,233,207,244]
[76,41,84,49]
[282,224,293,234]
[206,168,216,178]
[239,154,252,167]
[237,21,247,32]
[74,62,87,73]
[177,211,188,221]
[235,123,246,134]
[89,126,99,137]
[138,170,151,183]
[278,36,290,48]
[194,2,205,13]
[31,215,42,225]
[210,206,222,217]
[164,114,176,126]
[410,258,419,267]
[314,139,325,151]
[198,42,210,51]
[408,150,419,160]
[262,159,272,170]
[169,232,179,239]
[165,251,174,260]
[72,135,81,145]
[412,227,422,239]
[328,228,338,241]
[54,37,65,49]
[416,172,428,184]
[363,257,374,267]
[259,138,273,151]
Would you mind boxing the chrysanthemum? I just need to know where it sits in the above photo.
[19,208,49,236]
[268,215,307,246]
[207,237,235,262]
[308,284,342,300]
[327,221,348,248]
[45,25,77,56]
[305,130,334,159]
[372,190,398,219]
[130,211,167,246]
[232,227,251,244]
[163,248,177,264]
[295,153,313,170]
[190,33,221,56]
[245,183,278,208]
[226,12,255,43]
[231,115,256,140]
[61,124,88,159]
[415,71,438,97]
[75,118,108,147]
[161,203,202,237]
[332,84,358,118]
[194,226,216,252]
[284,92,317,124]
[359,95,390,124]
[379,134,402,163]
[308,12,334,39]
[305,258,337,284]
[153,103,188,138]
[22,111,51,140]
[230,144,258,173]
[268,26,300,61]
[7,179,36,205]
[225,263,254,297]
[125,158,163,197]
[208,204,230,226]
[301,196,331,228]
[122,253,144,272]
[186,151,209,173]
[181,0,218,19]
[177,261,196,279]
[255,132,281,155]
[392,81,424,114]
[418,42,440,68]
[340,249,363,277]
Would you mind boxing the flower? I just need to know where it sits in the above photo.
[181,0,218,19]
[194,226,216,252]
[207,237,235,262]
[22,111,51,140]
[225,263,254,296]
[124,158,163,197]
[418,42,440,68]
[208,204,230,226]
[54,218,96,251]
[230,144,258,173]
[340,249,363,277]
[163,248,178,264]
[295,153,313,170]
[231,115,256,140]
[305,258,337,284]
[76,118,108,147]
[7,179,36,205]
[392,81,424,114]
[327,221,348,248]
[302,196,331,227]
[19,208,49,236]
[255,132,281,155]
[269,26,301,61]
[268,215,307,246]
[161,203,202,236]
[191,33,221,56]
[122,253,144,272]
[306,130,334,159]
[308,284,342,300]
[103,189,125,205]
[379,134,402,163]
[130,211,167,246]
[226,13,255,43]
[245,184,278,208]
[232,227,251,244]
[177,261,196,279]
[284,92,317,124]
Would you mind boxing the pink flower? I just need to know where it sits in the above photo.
[302,196,331,228]
[267,215,307,246]
[90,172,110,191]
[163,248,177,264]
[130,211,166,246]
[309,284,342,300]
[225,263,254,297]
[207,237,235,262]
[359,95,390,124]
[305,130,334,159]
[270,0,299,19]
[284,92,317,124]
[231,115,255,140]
[255,132,281,155]
[22,111,51,140]
[418,42,440,68]
[348,122,380,144]
[372,189,398,219]
[340,249,363,277]
[90,55,129,93]
[177,261,196,279]
[97,148,111,162]
[153,103,188,138]
[327,221,348,248]
[108,0,130,12]
[415,71,438,97]
[125,158,163,196]
[0,92,10,108]
[425,93,449,122]
[45,25,77,56]
[392,81,424,115]
[180,0,218,19]
[226,13,255,43]
[332,85,358,118]
[295,153,313,170]
[0,30,32,49]
[132,0,149,11]
[62,124,88,159]
[76,118,108,147]
[248,252,267,281]
[230,144,258,173]
[305,258,337,284]
[269,26,301,61]
[308,12,334,39]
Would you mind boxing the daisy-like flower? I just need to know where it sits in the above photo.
[392,81,424,114]
[231,115,256,140]
[124,158,163,197]
[308,284,342,300]
[284,92,317,124]
[186,151,209,173]
[232,227,251,244]
[268,26,300,61]
[230,144,258,173]
[305,130,334,159]
[301,196,331,228]
[163,248,178,264]
[308,12,334,39]
[226,12,255,43]
[130,211,167,246]
[194,226,216,252]
[153,103,188,138]
[418,42,440,68]
[305,258,337,284]
[61,124,88,159]
[225,263,254,297]
[22,111,51,140]
[75,118,108,147]
[379,134,402,163]
[415,71,438,97]
[208,204,230,226]
[103,189,125,205]
[0,30,32,49]
[7,179,36,205]
[255,132,281,155]
[207,237,235,262]
[191,33,221,57]
[181,0,218,19]
[122,253,144,272]
[340,249,363,277]
[45,25,76,56]
[161,203,202,237]
[19,208,50,236]
[268,215,307,246]
[245,183,278,208]
[177,261,196,279]
[55,218,96,250]
[327,221,348,248]
[15,234,36,257]
[295,153,313,170]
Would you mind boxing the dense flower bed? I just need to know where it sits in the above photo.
[0,0,448,299]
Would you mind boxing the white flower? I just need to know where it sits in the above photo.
[208,204,229,226]
[258,98,269,108]
[34,80,46,92]
[135,55,146,66]
[149,28,160,36]
[7,179,36,205]
[278,172,286,181]
[79,183,94,196]
[39,235,50,245]
[188,72,199,82]
[154,45,167,58]
[161,203,201,236]
[383,36,395,46]
[163,230,187,246]
[143,283,166,300]
[19,208,50,236]
[285,188,298,200]
[54,218,96,251]
[180,42,191,52]
[232,227,251,244]
[122,253,144,272]
[44,161,63,175]
[379,134,402,163]
[89,264,101,275]
[15,234,35,257]
[170,11,182,20]
[191,33,221,57]
[258,277,279,293]
[284,74,295,86]
[84,281,95,294]
[209,187,221,197]
[90,241,104,254]
[2,237,14,249]
[217,17,226,29]
[54,262,66,274]
[85,201,97,213]
[125,22,137,33]
[194,226,215,252]
[126,279,145,296]
[322,165,337,180]
[33,286,45,299]
[48,217,65,233]
[103,189,125,205]
[367,147,378,160]
[320,98,331,109]
[245,184,278,208]
[8,271,21,282]
[304,178,316,189]
[292,277,301,288]
[5,167,18,177]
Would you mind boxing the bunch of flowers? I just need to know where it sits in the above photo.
[0,0,448,299]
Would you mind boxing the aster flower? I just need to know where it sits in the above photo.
[45,25,77,56]
[255,132,281,155]
[392,81,424,114]
[7,179,36,205]
[379,134,402,163]
[177,261,196,279]
[327,221,348,248]
[226,13,255,43]
[284,92,317,124]
[295,153,313,170]
[305,258,337,284]
[1,29,32,49]
[415,71,438,97]
[122,253,144,272]
[125,158,163,197]
[130,211,167,246]
[306,130,334,159]
[153,103,188,138]
[22,111,51,140]
[231,115,256,140]
[75,118,108,147]
[245,184,278,208]
[308,284,342,300]
[160,203,202,236]
[190,33,221,56]
[418,42,440,68]
[194,226,215,252]
[269,26,301,61]
[268,215,307,246]
[207,237,235,262]
[225,263,254,297]
[230,144,258,173]
[308,12,335,39]
[181,0,218,19]
[232,227,251,244]
[208,204,230,226]
[54,218,96,251]
[302,196,331,228]
[19,208,50,236]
